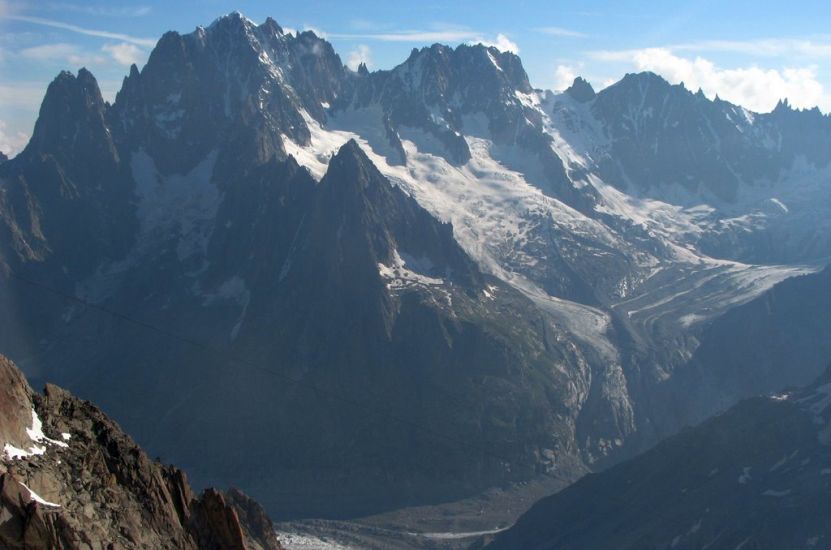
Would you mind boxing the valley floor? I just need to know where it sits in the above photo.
[275,471,577,549]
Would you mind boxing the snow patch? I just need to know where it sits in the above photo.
[19,481,61,507]
[378,249,444,290]
[3,443,45,460]
[4,409,67,460]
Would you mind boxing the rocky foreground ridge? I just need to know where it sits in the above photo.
[0,353,283,549]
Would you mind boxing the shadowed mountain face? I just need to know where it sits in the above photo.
[2,11,831,519]
[486,366,831,550]
[0,354,283,550]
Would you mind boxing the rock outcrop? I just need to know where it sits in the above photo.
[0,354,283,549]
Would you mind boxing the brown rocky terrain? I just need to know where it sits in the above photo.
[0,353,284,549]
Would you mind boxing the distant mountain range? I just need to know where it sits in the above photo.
[2,11,831,517]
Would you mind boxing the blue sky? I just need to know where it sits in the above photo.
[1,0,830,155]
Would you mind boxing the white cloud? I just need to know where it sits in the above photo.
[535,26,587,38]
[5,14,156,47]
[471,33,519,54]
[593,47,827,112]
[19,42,78,60]
[0,119,29,156]
[553,64,578,90]
[15,40,145,68]
[19,42,106,65]
[346,44,372,71]
[102,42,144,66]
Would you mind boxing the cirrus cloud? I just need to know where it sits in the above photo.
[4,14,156,47]
[534,26,587,38]
[19,42,106,65]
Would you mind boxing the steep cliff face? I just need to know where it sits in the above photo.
[0,354,283,550]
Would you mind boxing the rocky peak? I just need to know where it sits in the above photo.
[396,42,531,98]
[277,28,348,116]
[772,97,792,113]
[594,71,678,111]
[345,41,537,166]
[324,138,378,190]
[316,140,401,266]
[208,10,258,33]
[565,76,596,103]
[0,151,8,164]
[320,140,481,285]
[260,16,285,37]
[112,12,353,172]
[618,70,672,89]
[24,68,117,170]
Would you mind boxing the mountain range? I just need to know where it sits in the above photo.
[2,11,831,520]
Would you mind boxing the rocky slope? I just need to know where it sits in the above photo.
[0,353,283,549]
[485,365,831,550]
